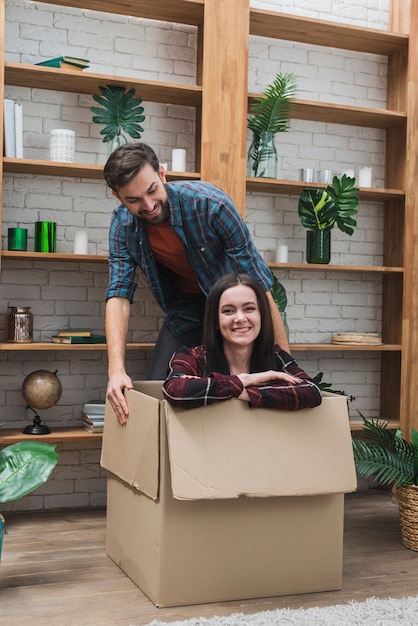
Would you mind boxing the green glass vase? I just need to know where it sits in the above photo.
[306,229,331,264]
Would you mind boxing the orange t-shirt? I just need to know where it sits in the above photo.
[146,221,201,293]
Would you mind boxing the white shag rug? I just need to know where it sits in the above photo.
[142,595,418,626]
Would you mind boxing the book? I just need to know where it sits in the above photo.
[57,328,92,337]
[83,401,106,415]
[82,413,105,424]
[36,56,89,71]
[52,334,106,344]
[4,98,16,157]
[14,103,23,158]
[83,423,104,433]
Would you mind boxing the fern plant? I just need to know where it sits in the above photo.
[352,414,418,487]
[91,85,145,143]
[298,174,360,235]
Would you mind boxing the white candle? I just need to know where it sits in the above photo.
[358,166,372,187]
[276,244,288,263]
[50,129,75,163]
[342,168,355,179]
[171,149,186,172]
[301,168,314,183]
[73,230,88,255]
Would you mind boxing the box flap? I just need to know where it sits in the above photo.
[164,394,357,500]
[100,386,161,500]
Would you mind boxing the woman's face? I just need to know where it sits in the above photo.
[218,284,261,348]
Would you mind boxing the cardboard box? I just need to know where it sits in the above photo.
[100,382,357,608]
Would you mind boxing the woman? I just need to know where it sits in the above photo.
[162,273,322,410]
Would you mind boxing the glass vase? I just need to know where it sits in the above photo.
[247,131,277,178]
[107,130,128,157]
[306,229,331,264]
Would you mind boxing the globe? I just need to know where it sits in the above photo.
[21,370,62,435]
[22,369,62,410]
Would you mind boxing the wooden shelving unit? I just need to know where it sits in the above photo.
[1,0,417,442]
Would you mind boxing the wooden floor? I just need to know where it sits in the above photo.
[1,489,418,626]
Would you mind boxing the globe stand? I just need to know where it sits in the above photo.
[22,405,51,435]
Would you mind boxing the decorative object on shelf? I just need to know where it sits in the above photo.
[50,129,75,162]
[247,72,297,178]
[270,274,289,338]
[34,221,56,253]
[317,169,333,184]
[5,306,33,343]
[331,332,382,346]
[300,168,314,183]
[73,229,88,254]
[21,369,62,435]
[36,55,89,71]
[298,174,360,264]
[0,437,58,562]
[352,415,418,551]
[7,227,27,251]
[171,148,186,172]
[275,243,288,263]
[90,85,145,156]
[358,166,373,187]
[312,372,345,396]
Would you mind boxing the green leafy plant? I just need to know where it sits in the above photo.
[0,441,58,503]
[312,372,345,396]
[248,72,297,136]
[352,414,418,487]
[247,73,297,178]
[90,85,145,143]
[298,174,360,235]
[270,274,289,338]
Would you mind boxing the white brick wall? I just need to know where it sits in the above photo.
[1,0,391,509]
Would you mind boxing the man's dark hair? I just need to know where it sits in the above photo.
[103,142,160,192]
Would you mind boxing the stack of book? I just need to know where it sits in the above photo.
[81,400,105,433]
[52,329,106,344]
[36,56,90,71]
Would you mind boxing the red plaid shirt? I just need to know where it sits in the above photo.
[163,345,322,410]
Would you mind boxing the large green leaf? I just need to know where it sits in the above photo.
[298,188,336,231]
[91,85,145,142]
[298,174,359,234]
[270,274,287,313]
[0,442,58,503]
[247,73,297,135]
[352,438,415,486]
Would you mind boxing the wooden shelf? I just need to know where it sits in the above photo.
[1,250,107,262]
[291,343,401,352]
[5,62,202,106]
[0,427,103,445]
[269,262,403,274]
[0,342,155,351]
[350,419,400,431]
[3,157,200,181]
[247,176,405,200]
[249,8,408,55]
[34,0,205,25]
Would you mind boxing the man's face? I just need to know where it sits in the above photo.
[112,163,170,224]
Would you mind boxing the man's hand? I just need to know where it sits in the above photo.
[106,373,134,425]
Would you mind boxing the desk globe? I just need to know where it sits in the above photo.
[22,369,62,435]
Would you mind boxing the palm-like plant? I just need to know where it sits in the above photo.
[352,415,418,487]
[90,85,145,145]
[247,73,297,178]
[298,174,359,235]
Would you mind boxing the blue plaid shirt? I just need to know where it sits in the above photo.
[106,180,273,336]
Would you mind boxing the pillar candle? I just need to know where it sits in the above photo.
[8,227,28,251]
[276,244,288,263]
[358,166,372,187]
[73,230,89,254]
[171,149,186,172]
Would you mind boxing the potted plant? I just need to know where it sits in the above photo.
[0,440,58,562]
[91,85,146,156]
[247,72,297,179]
[298,173,360,264]
[352,415,418,551]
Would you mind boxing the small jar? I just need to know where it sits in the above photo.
[5,306,33,343]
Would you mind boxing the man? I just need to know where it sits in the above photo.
[104,143,289,423]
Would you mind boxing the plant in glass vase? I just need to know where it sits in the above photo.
[298,174,359,264]
[91,85,145,156]
[247,72,297,179]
